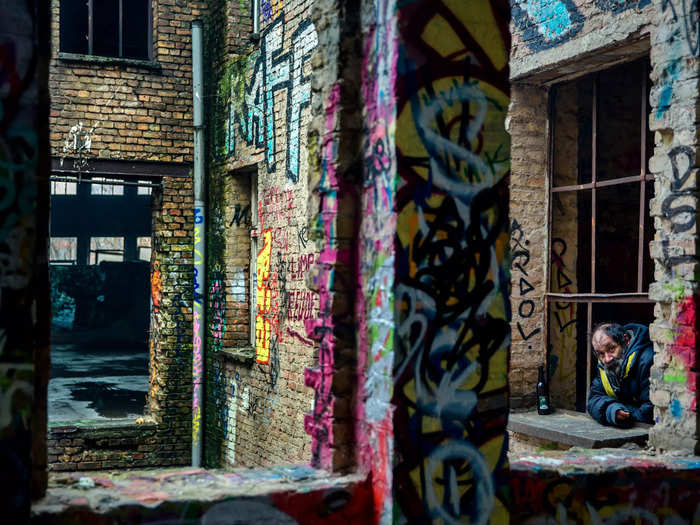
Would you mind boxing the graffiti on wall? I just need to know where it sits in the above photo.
[512,0,650,51]
[662,0,699,57]
[393,0,511,522]
[256,229,273,363]
[355,0,398,522]
[224,17,318,183]
[304,83,344,469]
[510,454,700,523]
[549,236,578,407]
[209,272,227,352]
[511,219,541,342]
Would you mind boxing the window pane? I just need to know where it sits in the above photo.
[137,236,151,261]
[93,0,119,57]
[597,61,644,181]
[89,236,124,264]
[550,189,591,293]
[60,0,89,54]
[50,237,78,264]
[91,177,124,195]
[553,77,593,187]
[137,180,152,195]
[595,182,640,293]
[123,0,150,60]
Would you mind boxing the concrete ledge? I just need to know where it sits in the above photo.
[32,466,371,523]
[508,409,650,448]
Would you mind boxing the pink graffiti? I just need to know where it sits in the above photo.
[671,295,697,411]
[304,83,346,470]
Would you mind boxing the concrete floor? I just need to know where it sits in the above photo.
[49,342,148,423]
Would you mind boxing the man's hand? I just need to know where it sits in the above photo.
[615,409,631,424]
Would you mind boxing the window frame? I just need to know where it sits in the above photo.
[60,0,153,61]
[545,59,654,406]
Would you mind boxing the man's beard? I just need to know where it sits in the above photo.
[605,357,624,384]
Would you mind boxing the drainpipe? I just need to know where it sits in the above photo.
[191,19,205,468]
[252,0,260,38]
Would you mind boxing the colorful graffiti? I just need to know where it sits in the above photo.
[510,452,700,523]
[256,229,273,363]
[355,0,398,522]
[209,275,227,352]
[224,17,318,183]
[393,0,511,522]
[512,0,651,51]
[304,83,345,469]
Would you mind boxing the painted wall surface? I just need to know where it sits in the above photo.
[0,0,50,521]
[205,0,320,468]
[393,0,512,522]
[511,452,700,523]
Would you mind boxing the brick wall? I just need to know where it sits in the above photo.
[47,0,203,470]
[203,0,321,467]
[508,84,548,407]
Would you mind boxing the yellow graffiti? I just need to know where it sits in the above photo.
[255,229,272,363]
[192,406,201,442]
[394,0,510,521]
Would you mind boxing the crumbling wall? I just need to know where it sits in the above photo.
[647,0,699,453]
[204,0,321,467]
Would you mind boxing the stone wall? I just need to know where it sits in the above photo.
[46,0,202,470]
[646,0,699,453]
[203,0,321,468]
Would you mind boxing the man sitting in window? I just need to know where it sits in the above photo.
[587,322,654,426]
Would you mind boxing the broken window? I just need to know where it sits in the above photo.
[49,175,154,423]
[59,0,151,60]
[547,58,655,412]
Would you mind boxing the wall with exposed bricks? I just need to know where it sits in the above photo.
[203,0,320,468]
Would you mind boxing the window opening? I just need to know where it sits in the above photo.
[547,58,654,412]
[49,237,78,264]
[91,177,125,195]
[59,0,152,60]
[49,174,154,424]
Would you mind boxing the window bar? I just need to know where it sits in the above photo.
[591,74,598,295]
[587,75,599,403]
[545,85,556,377]
[586,302,593,406]
[119,0,124,58]
[637,65,648,292]
[88,0,94,55]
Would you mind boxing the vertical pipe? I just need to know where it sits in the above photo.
[253,0,260,35]
[191,19,205,468]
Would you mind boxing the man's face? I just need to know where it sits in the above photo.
[592,331,624,373]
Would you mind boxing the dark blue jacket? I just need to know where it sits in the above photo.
[587,323,654,426]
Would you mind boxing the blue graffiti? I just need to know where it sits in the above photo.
[670,398,682,418]
[225,17,317,183]
[512,0,584,50]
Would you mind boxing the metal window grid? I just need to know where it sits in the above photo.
[545,60,654,406]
